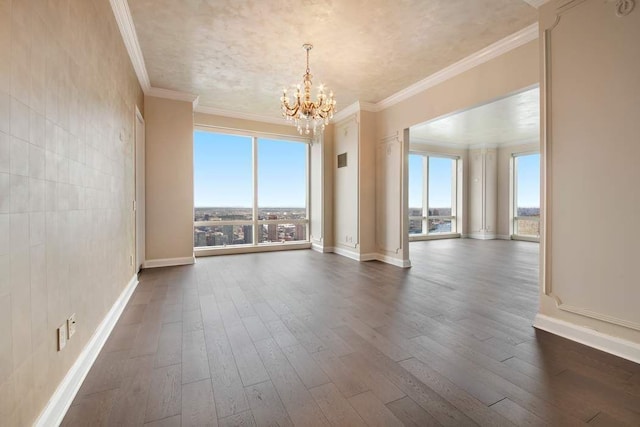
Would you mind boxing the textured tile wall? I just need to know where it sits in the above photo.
[0,0,143,424]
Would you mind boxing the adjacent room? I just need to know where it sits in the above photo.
[1,0,639,426]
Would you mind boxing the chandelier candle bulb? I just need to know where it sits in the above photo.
[281,43,336,135]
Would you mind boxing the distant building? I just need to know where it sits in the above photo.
[267,214,278,242]
[295,224,305,241]
[195,230,207,247]
[243,225,253,244]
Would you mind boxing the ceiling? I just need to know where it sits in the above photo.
[410,87,540,147]
[128,0,537,118]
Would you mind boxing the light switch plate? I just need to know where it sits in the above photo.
[57,324,67,351]
[67,313,76,338]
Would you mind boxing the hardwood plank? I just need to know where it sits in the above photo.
[242,316,272,343]
[155,321,182,368]
[348,391,404,427]
[106,355,155,426]
[340,352,406,404]
[224,321,270,386]
[254,338,329,426]
[145,364,182,423]
[309,382,367,427]
[203,321,250,418]
[218,410,256,427]
[62,389,117,426]
[182,378,218,427]
[400,357,513,426]
[182,328,210,384]
[312,349,369,398]
[264,319,299,349]
[245,380,293,427]
[490,397,546,426]
[281,344,330,389]
[144,415,181,427]
[334,326,479,427]
[385,396,441,427]
[75,349,129,397]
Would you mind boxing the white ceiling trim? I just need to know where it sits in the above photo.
[332,101,378,123]
[194,106,287,126]
[147,87,199,107]
[109,0,150,92]
[522,0,551,8]
[411,136,539,150]
[376,23,539,111]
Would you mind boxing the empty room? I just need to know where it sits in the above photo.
[1,0,639,426]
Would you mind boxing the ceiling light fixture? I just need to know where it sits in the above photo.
[281,44,336,135]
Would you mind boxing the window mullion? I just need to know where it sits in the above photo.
[252,136,258,245]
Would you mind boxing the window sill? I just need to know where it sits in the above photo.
[511,235,540,243]
[195,241,312,257]
[409,233,461,242]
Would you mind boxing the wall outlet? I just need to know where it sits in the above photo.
[67,313,77,338]
[57,324,67,351]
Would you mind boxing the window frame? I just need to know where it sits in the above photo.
[409,153,460,241]
[510,151,540,242]
[193,126,311,254]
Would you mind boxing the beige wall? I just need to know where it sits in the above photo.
[145,96,194,262]
[497,142,539,237]
[333,115,360,252]
[0,0,143,424]
[358,111,377,255]
[539,0,640,343]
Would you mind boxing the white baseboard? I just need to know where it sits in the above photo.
[333,246,361,261]
[496,234,511,240]
[332,247,411,268]
[533,314,640,364]
[467,233,497,240]
[312,243,334,253]
[376,254,412,268]
[360,252,378,262]
[35,274,139,427]
[143,256,195,268]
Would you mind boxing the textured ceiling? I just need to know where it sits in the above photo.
[128,0,537,117]
[411,87,540,146]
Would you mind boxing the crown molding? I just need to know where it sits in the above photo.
[147,87,199,106]
[410,137,468,149]
[376,23,539,111]
[194,105,286,126]
[332,101,379,123]
[410,136,539,150]
[109,0,150,92]
[522,0,551,8]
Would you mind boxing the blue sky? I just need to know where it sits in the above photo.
[194,131,307,207]
[409,153,540,209]
[409,155,454,209]
[516,153,540,208]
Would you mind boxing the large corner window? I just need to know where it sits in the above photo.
[194,130,309,252]
[512,152,540,241]
[409,154,459,239]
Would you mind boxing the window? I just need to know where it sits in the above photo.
[512,153,540,240]
[409,154,458,238]
[194,130,309,250]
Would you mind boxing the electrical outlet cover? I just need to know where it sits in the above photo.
[67,313,77,338]
[58,324,67,351]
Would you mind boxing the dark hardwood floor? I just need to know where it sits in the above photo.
[62,239,640,426]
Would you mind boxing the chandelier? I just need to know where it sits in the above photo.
[281,44,336,135]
